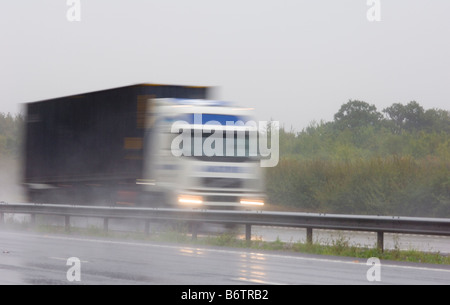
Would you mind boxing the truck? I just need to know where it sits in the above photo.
[23,83,266,209]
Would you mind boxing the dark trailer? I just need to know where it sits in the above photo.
[23,83,209,205]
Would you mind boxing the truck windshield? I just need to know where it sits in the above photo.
[178,130,259,162]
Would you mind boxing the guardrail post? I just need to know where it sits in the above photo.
[306,227,313,244]
[145,220,150,235]
[30,214,36,227]
[103,218,109,232]
[191,223,198,240]
[0,213,3,226]
[377,231,384,252]
[245,224,252,242]
[65,215,70,232]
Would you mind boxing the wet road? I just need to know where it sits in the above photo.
[0,230,449,285]
[8,214,450,254]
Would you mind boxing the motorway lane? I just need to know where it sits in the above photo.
[8,214,450,254]
[0,230,449,285]
[7,214,450,255]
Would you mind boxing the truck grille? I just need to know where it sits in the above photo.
[205,195,239,203]
[202,178,243,189]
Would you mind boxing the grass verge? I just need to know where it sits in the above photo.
[200,233,450,265]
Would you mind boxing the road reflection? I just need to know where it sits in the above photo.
[178,248,206,257]
[237,253,268,284]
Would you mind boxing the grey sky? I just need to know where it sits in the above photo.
[1,1,449,131]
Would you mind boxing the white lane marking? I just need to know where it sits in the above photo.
[5,232,450,274]
[49,257,89,263]
[231,277,286,285]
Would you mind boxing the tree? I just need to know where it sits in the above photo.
[403,101,426,131]
[424,108,450,133]
[383,101,429,132]
[334,100,383,130]
[0,112,23,156]
[382,103,406,134]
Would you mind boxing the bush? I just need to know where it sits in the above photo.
[266,157,450,217]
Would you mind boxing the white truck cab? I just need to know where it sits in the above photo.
[140,98,266,209]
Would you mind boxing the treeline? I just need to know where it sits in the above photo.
[0,113,23,157]
[267,100,450,217]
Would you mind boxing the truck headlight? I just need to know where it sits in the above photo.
[240,198,264,206]
[178,195,203,205]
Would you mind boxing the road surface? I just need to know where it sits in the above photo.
[6,214,450,254]
[0,230,449,285]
